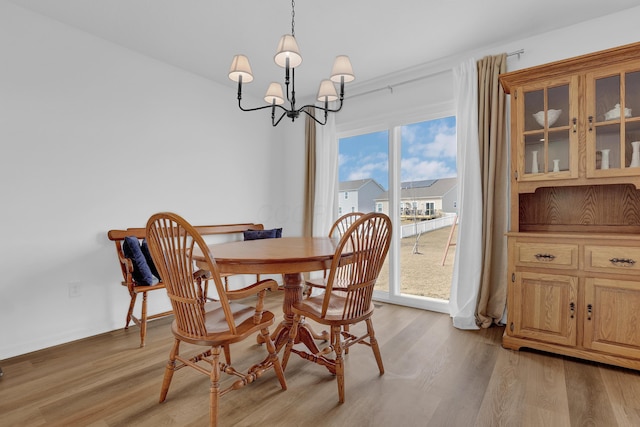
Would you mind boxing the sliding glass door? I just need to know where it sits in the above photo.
[338,116,456,312]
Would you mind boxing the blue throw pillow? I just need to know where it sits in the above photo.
[122,236,155,286]
[141,239,161,281]
[243,228,280,240]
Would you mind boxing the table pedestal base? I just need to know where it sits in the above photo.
[258,272,334,374]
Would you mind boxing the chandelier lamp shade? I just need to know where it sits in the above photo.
[228,1,354,126]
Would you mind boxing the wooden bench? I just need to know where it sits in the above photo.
[107,223,265,347]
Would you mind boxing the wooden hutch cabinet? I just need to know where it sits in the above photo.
[500,42,640,370]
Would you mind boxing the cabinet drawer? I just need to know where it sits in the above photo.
[585,245,640,275]
[515,242,578,269]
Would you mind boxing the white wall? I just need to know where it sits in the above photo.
[0,1,305,359]
[337,6,640,132]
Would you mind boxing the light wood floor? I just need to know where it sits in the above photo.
[3,291,640,426]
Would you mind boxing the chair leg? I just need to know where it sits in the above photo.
[281,314,301,371]
[344,324,350,354]
[139,291,148,347]
[209,346,221,427]
[261,327,287,390]
[222,344,231,364]
[125,292,137,329]
[159,338,180,403]
[332,325,345,403]
[366,318,384,375]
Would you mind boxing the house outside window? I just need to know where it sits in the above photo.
[425,202,435,216]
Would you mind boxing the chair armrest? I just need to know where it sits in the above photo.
[305,278,327,289]
[116,254,136,289]
[193,269,212,281]
[226,279,278,300]
[305,278,349,292]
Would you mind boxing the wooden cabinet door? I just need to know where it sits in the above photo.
[515,76,579,181]
[583,278,640,359]
[585,63,640,178]
[510,272,578,346]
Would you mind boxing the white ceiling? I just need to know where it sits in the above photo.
[7,0,640,100]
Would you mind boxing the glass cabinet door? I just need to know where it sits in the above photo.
[520,77,577,180]
[587,66,640,176]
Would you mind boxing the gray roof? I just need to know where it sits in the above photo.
[339,179,385,192]
[375,177,457,200]
[401,179,437,189]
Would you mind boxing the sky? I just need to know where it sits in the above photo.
[338,116,457,190]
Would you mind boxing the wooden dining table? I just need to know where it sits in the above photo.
[193,236,341,373]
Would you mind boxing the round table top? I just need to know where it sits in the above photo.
[197,236,340,275]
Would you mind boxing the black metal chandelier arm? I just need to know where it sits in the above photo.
[297,99,345,115]
[237,98,288,113]
[236,97,289,126]
[272,110,289,126]
[300,107,328,126]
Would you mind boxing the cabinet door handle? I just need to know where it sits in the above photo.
[569,302,575,319]
[609,257,636,267]
[534,253,556,261]
[573,117,578,133]
[588,116,593,132]
[587,304,593,320]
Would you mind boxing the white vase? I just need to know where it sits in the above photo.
[531,151,539,174]
[600,149,610,170]
[553,159,560,172]
[631,141,640,168]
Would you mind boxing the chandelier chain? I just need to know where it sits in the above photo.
[291,0,295,36]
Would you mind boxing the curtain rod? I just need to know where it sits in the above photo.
[348,49,525,100]
[507,49,525,59]
[347,70,450,100]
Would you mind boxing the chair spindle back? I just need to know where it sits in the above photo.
[323,212,391,319]
[146,212,236,337]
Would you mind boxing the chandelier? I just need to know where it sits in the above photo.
[228,0,355,126]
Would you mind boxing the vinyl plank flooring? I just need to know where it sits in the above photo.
[2,292,640,426]
[600,366,640,427]
[564,358,616,427]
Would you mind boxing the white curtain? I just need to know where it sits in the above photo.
[449,58,483,329]
[312,113,338,238]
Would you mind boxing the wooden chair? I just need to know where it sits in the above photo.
[107,223,266,347]
[303,211,366,339]
[328,211,365,239]
[282,212,391,403]
[145,212,287,426]
[302,212,365,299]
[107,228,170,347]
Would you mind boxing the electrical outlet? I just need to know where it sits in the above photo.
[68,282,82,298]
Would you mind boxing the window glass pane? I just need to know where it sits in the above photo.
[596,75,620,122]
[547,84,569,128]
[548,129,570,172]
[626,71,640,120]
[338,130,389,290]
[399,117,457,300]
[524,89,544,131]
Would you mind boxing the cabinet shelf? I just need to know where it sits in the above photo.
[518,184,640,232]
